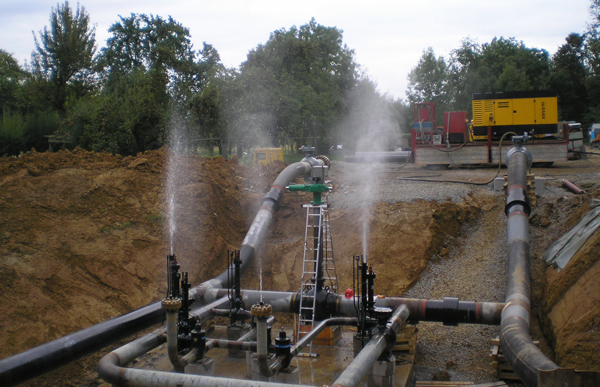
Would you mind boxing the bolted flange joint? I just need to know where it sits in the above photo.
[251,302,272,317]
[161,298,182,311]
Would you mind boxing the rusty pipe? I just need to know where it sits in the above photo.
[562,179,584,194]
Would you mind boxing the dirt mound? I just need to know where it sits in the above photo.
[534,198,600,371]
[0,148,278,360]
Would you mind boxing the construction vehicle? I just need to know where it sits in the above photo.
[411,91,569,167]
[252,147,284,166]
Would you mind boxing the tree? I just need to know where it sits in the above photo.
[0,50,26,115]
[66,70,166,155]
[242,18,358,148]
[584,0,600,123]
[334,78,402,151]
[549,33,588,121]
[406,47,452,122]
[406,38,553,126]
[32,1,96,113]
[100,13,195,102]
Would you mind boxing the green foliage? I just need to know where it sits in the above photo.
[24,110,61,151]
[32,1,96,112]
[66,71,167,155]
[240,18,358,148]
[407,37,552,121]
[0,50,26,114]
[407,47,452,116]
[584,1,600,124]
[0,109,59,155]
[549,33,588,121]
[146,213,165,222]
[99,13,195,103]
[0,110,26,155]
[336,78,403,151]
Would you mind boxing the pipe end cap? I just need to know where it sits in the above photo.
[162,298,182,311]
[251,302,272,317]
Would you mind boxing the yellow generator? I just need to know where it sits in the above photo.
[253,148,284,166]
[471,91,558,140]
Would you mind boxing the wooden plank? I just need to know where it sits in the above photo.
[394,325,417,387]
[498,371,520,380]
[489,345,499,360]
[394,355,414,387]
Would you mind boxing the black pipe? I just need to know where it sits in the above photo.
[332,295,505,325]
[223,289,505,326]
[501,147,559,387]
[0,302,163,386]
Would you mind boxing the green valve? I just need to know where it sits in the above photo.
[288,184,329,204]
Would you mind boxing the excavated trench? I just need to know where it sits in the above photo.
[0,149,599,386]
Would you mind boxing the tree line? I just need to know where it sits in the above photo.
[406,0,600,129]
[2,1,600,157]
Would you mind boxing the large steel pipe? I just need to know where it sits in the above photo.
[501,147,558,387]
[332,305,410,387]
[194,158,320,298]
[0,301,163,387]
[209,289,505,326]
[333,296,505,325]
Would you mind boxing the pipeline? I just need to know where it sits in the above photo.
[98,307,401,387]
[501,144,559,387]
[208,288,505,326]
[0,301,163,386]
[332,304,410,387]
[0,158,323,387]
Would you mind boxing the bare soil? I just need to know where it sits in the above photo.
[0,148,599,386]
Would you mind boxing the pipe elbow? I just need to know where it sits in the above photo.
[257,354,275,378]
[97,352,125,386]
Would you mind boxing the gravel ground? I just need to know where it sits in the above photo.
[328,161,499,207]
[403,204,508,386]
[328,160,518,386]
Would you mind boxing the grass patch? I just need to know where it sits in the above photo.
[146,213,165,223]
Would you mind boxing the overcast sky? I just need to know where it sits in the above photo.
[0,0,594,100]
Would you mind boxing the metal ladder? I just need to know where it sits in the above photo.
[321,205,338,293]
[297,202,338,353]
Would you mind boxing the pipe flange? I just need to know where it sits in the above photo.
[315,155,331,169]
[161,298,182,311]
[506,146,533,169]
[251,303,272,317]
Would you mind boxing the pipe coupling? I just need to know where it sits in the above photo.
[506,146,533,169]
[162,298,182,311]
[251,303,272,317]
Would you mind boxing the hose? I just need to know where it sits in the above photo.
[400,131,518,186]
